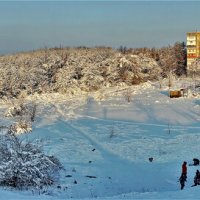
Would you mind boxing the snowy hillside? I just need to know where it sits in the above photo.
[0,47,164,99]
[0,43,186,97]
[1,79,200,199]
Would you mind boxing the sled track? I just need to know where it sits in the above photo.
[54,104,135,164]
[89,116,200,130]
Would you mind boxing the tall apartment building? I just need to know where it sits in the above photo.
[187,32,200,70]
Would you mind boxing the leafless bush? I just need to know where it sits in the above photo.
[5,99,37,122]
[118,46,128,54]
[29,103,37,122]
[8,120,32,135]
[5,104,28,118]
[109,126,115,139]
[124,88,132,102]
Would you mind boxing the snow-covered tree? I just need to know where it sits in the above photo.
[190,58,200,76]
[0,131,62,189]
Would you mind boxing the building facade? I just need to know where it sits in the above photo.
[187,32,200,70]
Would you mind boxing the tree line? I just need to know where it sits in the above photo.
[0,42,187,99]
[118,42,187,77]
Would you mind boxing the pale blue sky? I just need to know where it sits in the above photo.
[0,1,200,54]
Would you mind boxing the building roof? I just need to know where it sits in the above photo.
[187,32,200,35]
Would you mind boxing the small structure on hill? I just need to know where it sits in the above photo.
[169,88,188,98]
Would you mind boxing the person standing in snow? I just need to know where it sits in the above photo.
[179,174,186,190]
[182,161,187,180]
[192,170,200,186]
[193,158,200,166]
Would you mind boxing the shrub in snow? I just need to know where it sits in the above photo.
[5,104,28,117]
[5,101,37,135]
[29,103,37,122]
[124,88,132,102]
[5,101,37,121]
[0,133,62,189]
[8,120,32,135]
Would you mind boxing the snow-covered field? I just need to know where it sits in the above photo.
[1,79,200,199]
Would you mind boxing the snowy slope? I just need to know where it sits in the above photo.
[1,79,200,199]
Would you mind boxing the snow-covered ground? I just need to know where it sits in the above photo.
[1,79,200,199]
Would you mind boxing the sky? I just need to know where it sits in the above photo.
[0,1,200,55]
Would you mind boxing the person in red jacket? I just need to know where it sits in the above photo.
[182,161,187,180]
